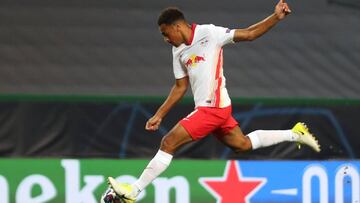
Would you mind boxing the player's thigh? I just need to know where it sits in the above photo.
[160,123,193,153]
[216,125,252,152]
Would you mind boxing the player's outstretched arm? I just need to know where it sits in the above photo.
[145,76,189,131]
[233,0,291,42]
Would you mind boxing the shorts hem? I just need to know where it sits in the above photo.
[179,121,196,141]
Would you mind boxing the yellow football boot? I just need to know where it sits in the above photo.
[107,177,136,203]
[292,122,321,152]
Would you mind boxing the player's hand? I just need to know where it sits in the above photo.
[145,115,162,131]
[275,0,291,20]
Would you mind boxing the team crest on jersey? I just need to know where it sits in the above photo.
[185,54,206,68]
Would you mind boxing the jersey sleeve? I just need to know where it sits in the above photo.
[172,49,188,79]
[210,24,235,47]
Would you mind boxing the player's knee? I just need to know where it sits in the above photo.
[232,137,252,153]
[160,136,177,154]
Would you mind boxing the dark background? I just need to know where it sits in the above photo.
[0,100,358,159]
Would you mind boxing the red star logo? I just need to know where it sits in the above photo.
[199,160,266,203]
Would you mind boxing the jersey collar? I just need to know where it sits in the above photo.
[186,23,197,46]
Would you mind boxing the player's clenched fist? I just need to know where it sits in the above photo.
[275,0,291,20]
[145,116,162,131]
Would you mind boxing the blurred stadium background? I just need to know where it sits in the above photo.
[0,0,359,202]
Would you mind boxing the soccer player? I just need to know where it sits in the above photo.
[107,0,320,202]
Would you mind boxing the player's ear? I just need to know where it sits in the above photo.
[174,22,181,32]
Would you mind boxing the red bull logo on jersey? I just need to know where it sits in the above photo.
[185,54,205,68]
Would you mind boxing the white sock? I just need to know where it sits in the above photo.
[131,150,173,197]
[247,130,299,150]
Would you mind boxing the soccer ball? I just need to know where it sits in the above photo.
[100,187,124,203]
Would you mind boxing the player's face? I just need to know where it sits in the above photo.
[159,23,183,47]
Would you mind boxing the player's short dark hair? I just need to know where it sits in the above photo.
[157,7,185,26]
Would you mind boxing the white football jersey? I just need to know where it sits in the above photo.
[172,24,235,108]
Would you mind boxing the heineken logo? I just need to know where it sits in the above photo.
[0,159,359,202]
[199,160,266,203]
